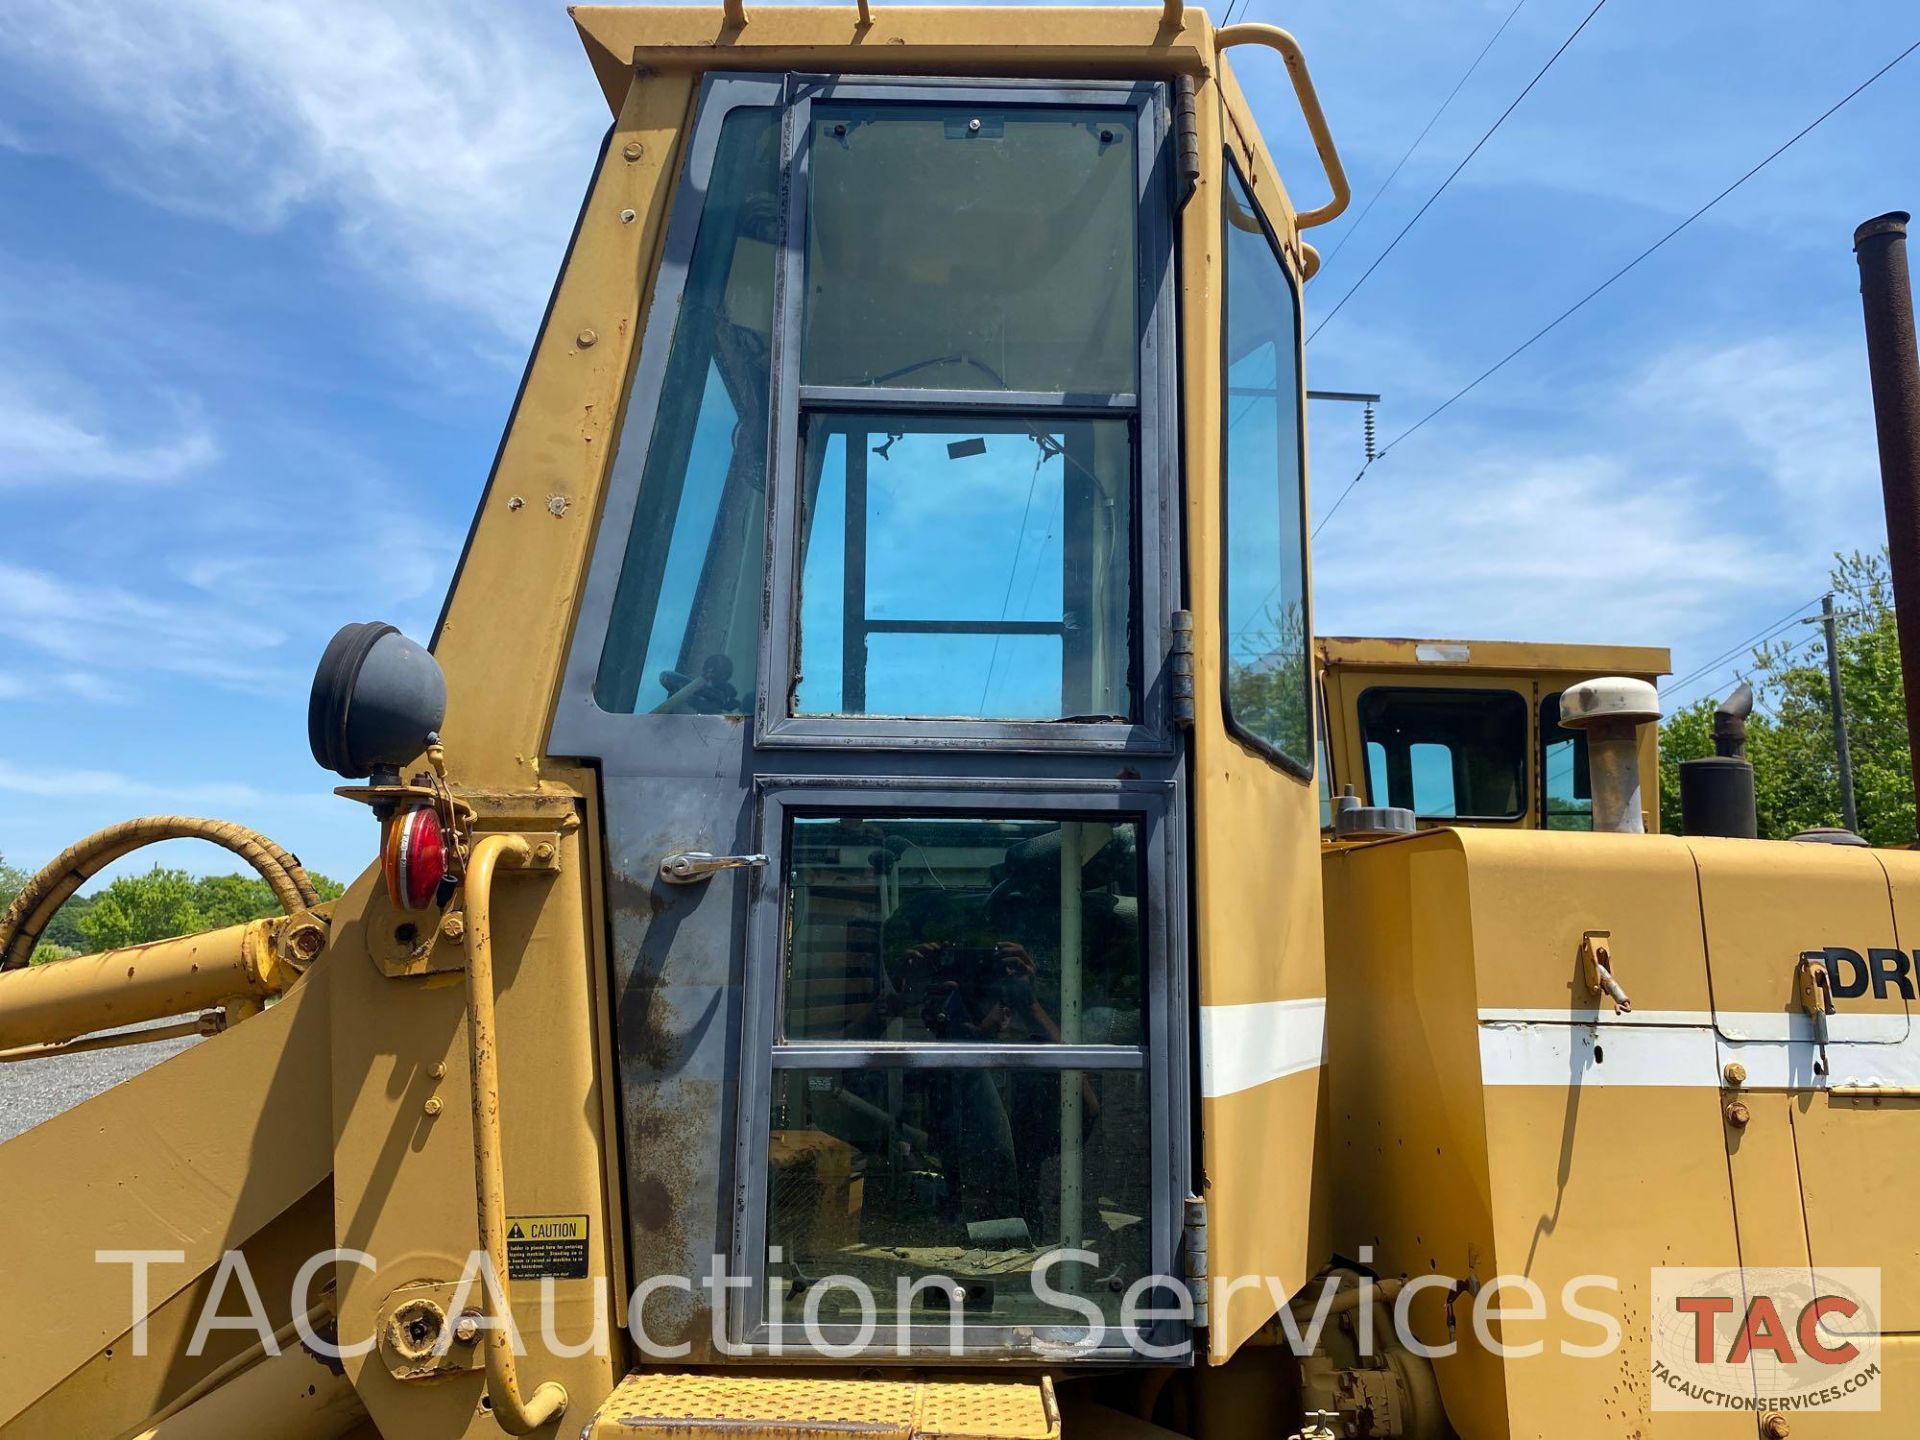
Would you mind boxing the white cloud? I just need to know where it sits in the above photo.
[0,375,218,485]
[1627,335,1877,508]
[0,562,294,693]
[0,756,281,808]
[0,670,128,704]
[1312,327,1885,697]
[0,0,602,344]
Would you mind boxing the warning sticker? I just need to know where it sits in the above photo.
[505,1214,590,1280]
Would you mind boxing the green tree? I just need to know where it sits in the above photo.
[1660,550,1914,845]
[78,867,206,951]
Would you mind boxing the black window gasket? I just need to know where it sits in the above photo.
[1218,152,1313,783]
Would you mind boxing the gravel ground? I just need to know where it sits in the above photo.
[0,1031,203,1143]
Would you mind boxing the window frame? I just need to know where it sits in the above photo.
[1357,684,1530,823]
[729,775,1189,1359]
[758,76,1180,755]
[1218,153,1315,782]
[553,74,791,758]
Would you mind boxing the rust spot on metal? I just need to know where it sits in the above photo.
[633,1175,673,1231]
[621,962,678,1072]
[300,1318,349,1378]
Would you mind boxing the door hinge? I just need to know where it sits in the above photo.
[1172,75,1200,211]
[1171,610,1195,727]
[1183,1193,1209,1327]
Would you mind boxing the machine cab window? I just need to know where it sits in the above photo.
[1359,686,1528,821]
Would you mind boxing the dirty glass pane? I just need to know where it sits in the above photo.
[1540,692,1594,831]
[1359,688,1528,820]
[782,816,1144,1045]
[1221,165,1310,769]
[795,417,1133,720]
[765,1067,1151,1326]
[804,104,1138,394]
[594,107,780,715]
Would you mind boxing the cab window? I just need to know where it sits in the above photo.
[793,103,1141,723]
[769,815,1152,1326]
[594,108,780,715]
[1540,690,1595,830]
[1359,687,1527,820]
[1221,161,1310,772]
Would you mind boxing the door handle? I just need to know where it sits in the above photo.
[659,850,769,885]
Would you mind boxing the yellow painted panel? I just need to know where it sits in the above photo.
[1796,1092,1920,1333]
[0,965,332,1429]
[1692,836,1901,1017]
[1481,1085,1745,1437]
[1457,829,1712,1015]
[1187,67,1324,1361]
[1722,1089,1812,1271]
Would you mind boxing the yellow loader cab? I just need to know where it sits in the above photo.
[1315,636,1670,832]
[4,6,1919,1439]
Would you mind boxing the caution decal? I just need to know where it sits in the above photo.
[505,1213,590,1280]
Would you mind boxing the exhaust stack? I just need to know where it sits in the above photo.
[1854,211,1920,841]
[1681,683,1759,838]
[1559,678,1661,834]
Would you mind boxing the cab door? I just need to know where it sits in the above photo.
[552,72,1189,1362]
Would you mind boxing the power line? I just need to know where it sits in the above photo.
[1311,460,1373,539]
[1317,34,1920,539]
[1316,0,1532,277]
[1370,36,1920,467]
[1658,597,1824,703]
[1667,628,1823,716]
[1308,0,1611,343]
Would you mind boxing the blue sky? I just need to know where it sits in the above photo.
[1,0,1915,883]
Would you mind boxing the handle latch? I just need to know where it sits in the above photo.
[659,850,769,885]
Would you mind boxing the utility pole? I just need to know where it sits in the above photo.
[1817,593,1861,833]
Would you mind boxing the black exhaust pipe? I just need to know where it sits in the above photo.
[1681,683,1758,838]
[1855,211,1920,843]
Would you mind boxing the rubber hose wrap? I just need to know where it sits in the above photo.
[0,816,320,971]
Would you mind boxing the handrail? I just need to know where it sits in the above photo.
[1214,23,1351,231]
[462,833,568,1434]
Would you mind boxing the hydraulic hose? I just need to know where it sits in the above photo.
[0,816,320,971]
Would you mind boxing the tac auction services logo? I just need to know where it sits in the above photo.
[1651,1267,1881,1413]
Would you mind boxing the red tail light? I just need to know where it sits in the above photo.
[384,804,448,912]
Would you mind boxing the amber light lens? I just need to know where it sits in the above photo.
[384,805,447,912]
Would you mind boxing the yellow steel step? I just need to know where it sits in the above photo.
[584,1372,1060,1440]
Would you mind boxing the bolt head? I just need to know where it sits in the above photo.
[429,1061,448,1080]
[619,208,637,224]
[967,117,981,132]
[424,1096,444,1117]
[454,1313,481,1343]
[622,141,643,161]
[440,913,465,942]
[534,841,557,863]
[1725,1100,1751,1129]
[1762,1416,1790,1439]
[1724,1061,1748,1088]
[288,922,326,960]
[576,328,598,349]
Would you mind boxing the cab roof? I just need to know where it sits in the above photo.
[1316,635,1672,678]
[571,4,1221,114]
